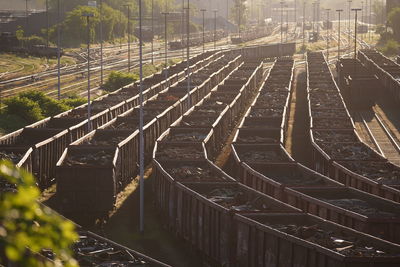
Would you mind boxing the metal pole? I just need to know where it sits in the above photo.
[238,0,241,37]
[280,2,283,43]
[352,8,361,59]
[119,8,122,49]
[226,0,229,44]
[182,0,185,59]
[163,12,168,83]
[85,14,92,132]
[214,10,217,50]
[151,0,154,65]
[100,0,104,85]
[348,0,352,53]
[57,0,61,100]
[317,0,320,37]
[369,0,372,41]
[361,1,364,39]
[138,0,145,234]
[25,0,29,32]
[295,0,297,25]
[286,5,288,42]
[186,0,191,107]
[124,5,131,72]
[312,2,315,34]
[337,9,343,59]
[46,0,49,48]
[326,9,330,60]
[303,1,305,47]
[201,9,206,53]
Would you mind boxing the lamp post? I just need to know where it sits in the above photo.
[119,8,123,49]
[213,10,218,50]
[369,0,372,41]
[348,0,352,53]
[151,0,154,65]
[201,9,206,53]
[82,12,94,132]
[316,0,320,37]
[361,1,364,39]
[100,0,104,85]
[337,9,343,60]
[123,4,131,72]
[46,0,49,48]
[238,1,241,38]
[280,1,284,44]
[325,9,331,61]
[161,12,169,84]
[303,1,306,47]
[312,2,316,34]
[285,4,289,43]
[352,8,362,59]
[182,0,185,59]
[57,0,61,100]
[226,0,229,44]
[185,0,191,107]
[25,0,29,32]
[138,0,145,234]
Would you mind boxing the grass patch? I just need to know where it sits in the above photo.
[0,53,76,77]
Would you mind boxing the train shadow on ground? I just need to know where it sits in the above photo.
[96,173,204,267]
[289,69,313,167]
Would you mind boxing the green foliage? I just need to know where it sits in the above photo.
[19,91,69,117]
[104,71,138,92]
[4,97,44,123]
[20,35,47,48]
[0,160,78,267]
[53,5,100,47]
[379,39,400,56]
[230,0,247,26]
[15,27,24,39]
[62,98,86,108]
[297,44,309,54]
[4,91,85,126]
[49,3,128,47]
[375,24,386,35]
[388,7,400,42]
[0,114,27,133]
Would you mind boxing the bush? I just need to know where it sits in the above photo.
[104,71,138,92]
[18,90,69,117]
[19,90,47,104]
[4,97,44,123]
[43,98,70,116]
[380,39,400,56]
[4,91,85,125]
[297,44,308,53]
[21,35,47,47]
[62,98,86,108]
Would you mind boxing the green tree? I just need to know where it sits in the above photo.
[62,5,100,47]
[230,0,247,28]
[0,160,78,266]
[388,7,400,42]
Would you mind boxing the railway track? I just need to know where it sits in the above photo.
[0,40,234,102]
[357,110,400,165]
